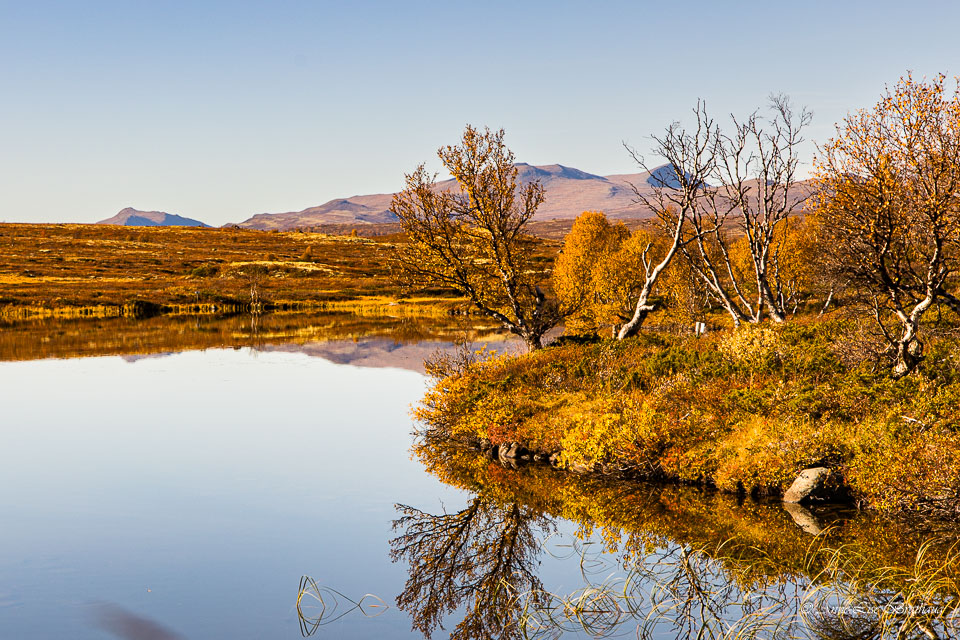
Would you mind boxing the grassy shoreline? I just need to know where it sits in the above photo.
[0,222,493,322]
[414,320,960,516]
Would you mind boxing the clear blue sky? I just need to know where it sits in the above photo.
[2,0,958,225]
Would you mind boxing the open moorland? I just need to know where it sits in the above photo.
[0,223,492,319]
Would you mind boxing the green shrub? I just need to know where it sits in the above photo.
[189,264,219,277]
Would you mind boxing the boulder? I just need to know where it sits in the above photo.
[783,467,842,503]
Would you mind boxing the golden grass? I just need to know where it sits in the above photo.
[0,223,468,317]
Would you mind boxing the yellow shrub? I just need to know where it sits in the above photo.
[718,325,782,369]
[848,423,960,513]
[558,397,664,470]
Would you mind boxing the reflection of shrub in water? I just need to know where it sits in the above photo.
[0,311,508,361]
[802,539,960,639]
[397,444,960,639]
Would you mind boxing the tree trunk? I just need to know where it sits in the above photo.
[522,331,543,351]
[892,334,923,378]
[818,287,835,317]
[617,305,653,340]
[760,281,786,323]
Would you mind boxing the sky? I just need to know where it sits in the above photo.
[2,0,960,226]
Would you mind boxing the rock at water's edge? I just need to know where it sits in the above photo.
[783,467,840,503]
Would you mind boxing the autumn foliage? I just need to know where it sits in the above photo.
[415,322,960,516]
[391,125,560,350]
[553,211,639,334]
[813,73,960,376]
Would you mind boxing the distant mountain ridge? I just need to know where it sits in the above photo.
[94,165,812,231]
[234,163,670,231]
[97,207,209,227]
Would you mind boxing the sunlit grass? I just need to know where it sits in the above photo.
[0,222,468,316]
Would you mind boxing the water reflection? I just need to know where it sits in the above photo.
[4,313,958,638]
[390,499,552,640]
[0,347,443,639]
[386,442,960,639]
[0,311,509,365]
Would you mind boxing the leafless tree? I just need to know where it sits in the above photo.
[618,101,717,339]
[628,97,812,328]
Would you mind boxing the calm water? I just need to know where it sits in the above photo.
[1,317,957,639]
[0,336,593,639]
[0,347,447,638]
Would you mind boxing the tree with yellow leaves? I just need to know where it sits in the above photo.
[552,211,630,334]
[554,211,688,338]
[813,73,960,377]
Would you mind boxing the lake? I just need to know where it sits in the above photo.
[0,313,957,639]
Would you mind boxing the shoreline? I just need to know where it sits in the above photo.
[413,322,960,517]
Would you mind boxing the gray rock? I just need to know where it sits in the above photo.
[783,467,838,503]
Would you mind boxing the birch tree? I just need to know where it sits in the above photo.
[632,98,812,327]
[813,74,960,377]
[391,126,560,350]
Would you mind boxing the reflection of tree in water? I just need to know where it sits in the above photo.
[621,543,805,639]
[390,497,552,640]
[388,445,960,639]
[388,498,806,640]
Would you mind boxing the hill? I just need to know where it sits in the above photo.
[234,163,667,231]
[97,207,210,227]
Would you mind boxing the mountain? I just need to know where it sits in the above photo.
[97,207,210,227]
[234,163,669,231]
[238,194,396,230]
